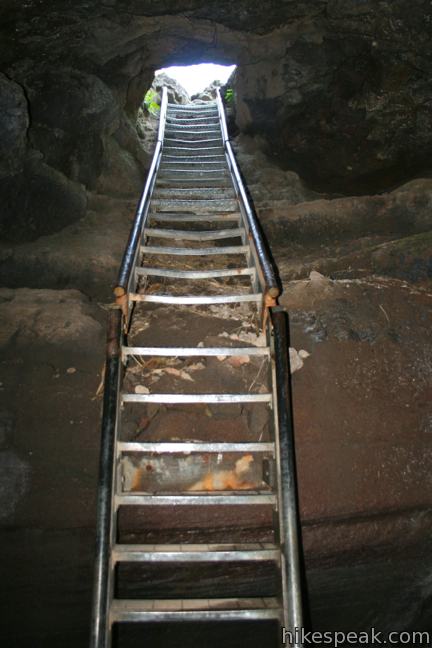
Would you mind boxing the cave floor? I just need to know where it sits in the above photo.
[1,272,432,645]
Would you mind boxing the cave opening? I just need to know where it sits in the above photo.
[155,63,236,97]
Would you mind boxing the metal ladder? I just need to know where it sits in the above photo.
[90,87,303,647]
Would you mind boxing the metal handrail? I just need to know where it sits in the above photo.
[270,307,304,645]
[215,88,280,302]
[114,87,168,299]
[89,309,122,648]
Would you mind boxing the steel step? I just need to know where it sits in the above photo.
[122,392,270,404]
[156,179,232,188]
[166,124,221,132]
[135,267,254,279]
[157,175,230,183]
[115,493,276,506]
[164,138,223,146]
[166,117,219,122]
[148,213,240,222]
[158,171,229,181]
[141,245,249,255]
[158,168,228,176]
[117,441,274,453]
[128,293,262,305]
[112,543,279,563]
[167,107,218,112]
[161,155,225,163]
[122,344,268,356]
[160,160,227,167]
[110,598,281,623]
[143,227,244,241]
[150,199,238,213]
[153,188,236,199]
[167,105,218,112]
[163,146,224,156]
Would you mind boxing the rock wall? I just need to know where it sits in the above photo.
[1,1,431,240]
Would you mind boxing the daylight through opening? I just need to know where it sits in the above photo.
[156,63,236,97]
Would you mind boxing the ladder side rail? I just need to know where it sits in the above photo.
[270,306,304,646]
[216,88,280,305]
[114,87,168,302]
[90,309,122,648]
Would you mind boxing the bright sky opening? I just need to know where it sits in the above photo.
[156,63,236,96]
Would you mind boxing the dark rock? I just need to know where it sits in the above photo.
[0,195,133,299]
[0,411,14,449]
[0,159,87,243]
[0,288,103,351]
[96,136,144,197]
[0,73,28,179]
[369,232,432,283]
[24,66,119,188]
[0,450,30,520]
[0,0,430,242]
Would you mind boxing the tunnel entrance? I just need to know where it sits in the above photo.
[155,63,236,97]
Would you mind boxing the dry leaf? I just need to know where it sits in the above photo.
[227,355,250,367]
[164,367,194,382]
[187,362,205,372]
[135,385,150,394]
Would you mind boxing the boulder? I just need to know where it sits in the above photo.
[0,159,87,243]
[0,74,28,179]
[191,80,222,102]
[24,66,119,188]
[0,288,103,351]
[151,72,190,105]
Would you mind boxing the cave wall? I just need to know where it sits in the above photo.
[0,1,431,240]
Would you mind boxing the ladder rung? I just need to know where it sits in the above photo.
[117,441,274,453]
[159,167,227,174]
[143,228,244,241]
[128,293,262,305]
[141,245,249,256]
[112,544,279,562]
[166,117,219,123]
[149,214,240,222]
[135,267,254,279]
[157,177,229,184]
[160,159,224,165]
[151,199,237,212]
[162,154,225,159]
[110,598,280,623]
[164,138,222,145]
[115,493,276,506]
[163,147,223,154]
[121,393,272,404]
[165,127,220,133]
[167,106,218,112]
[122,345,268,356]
